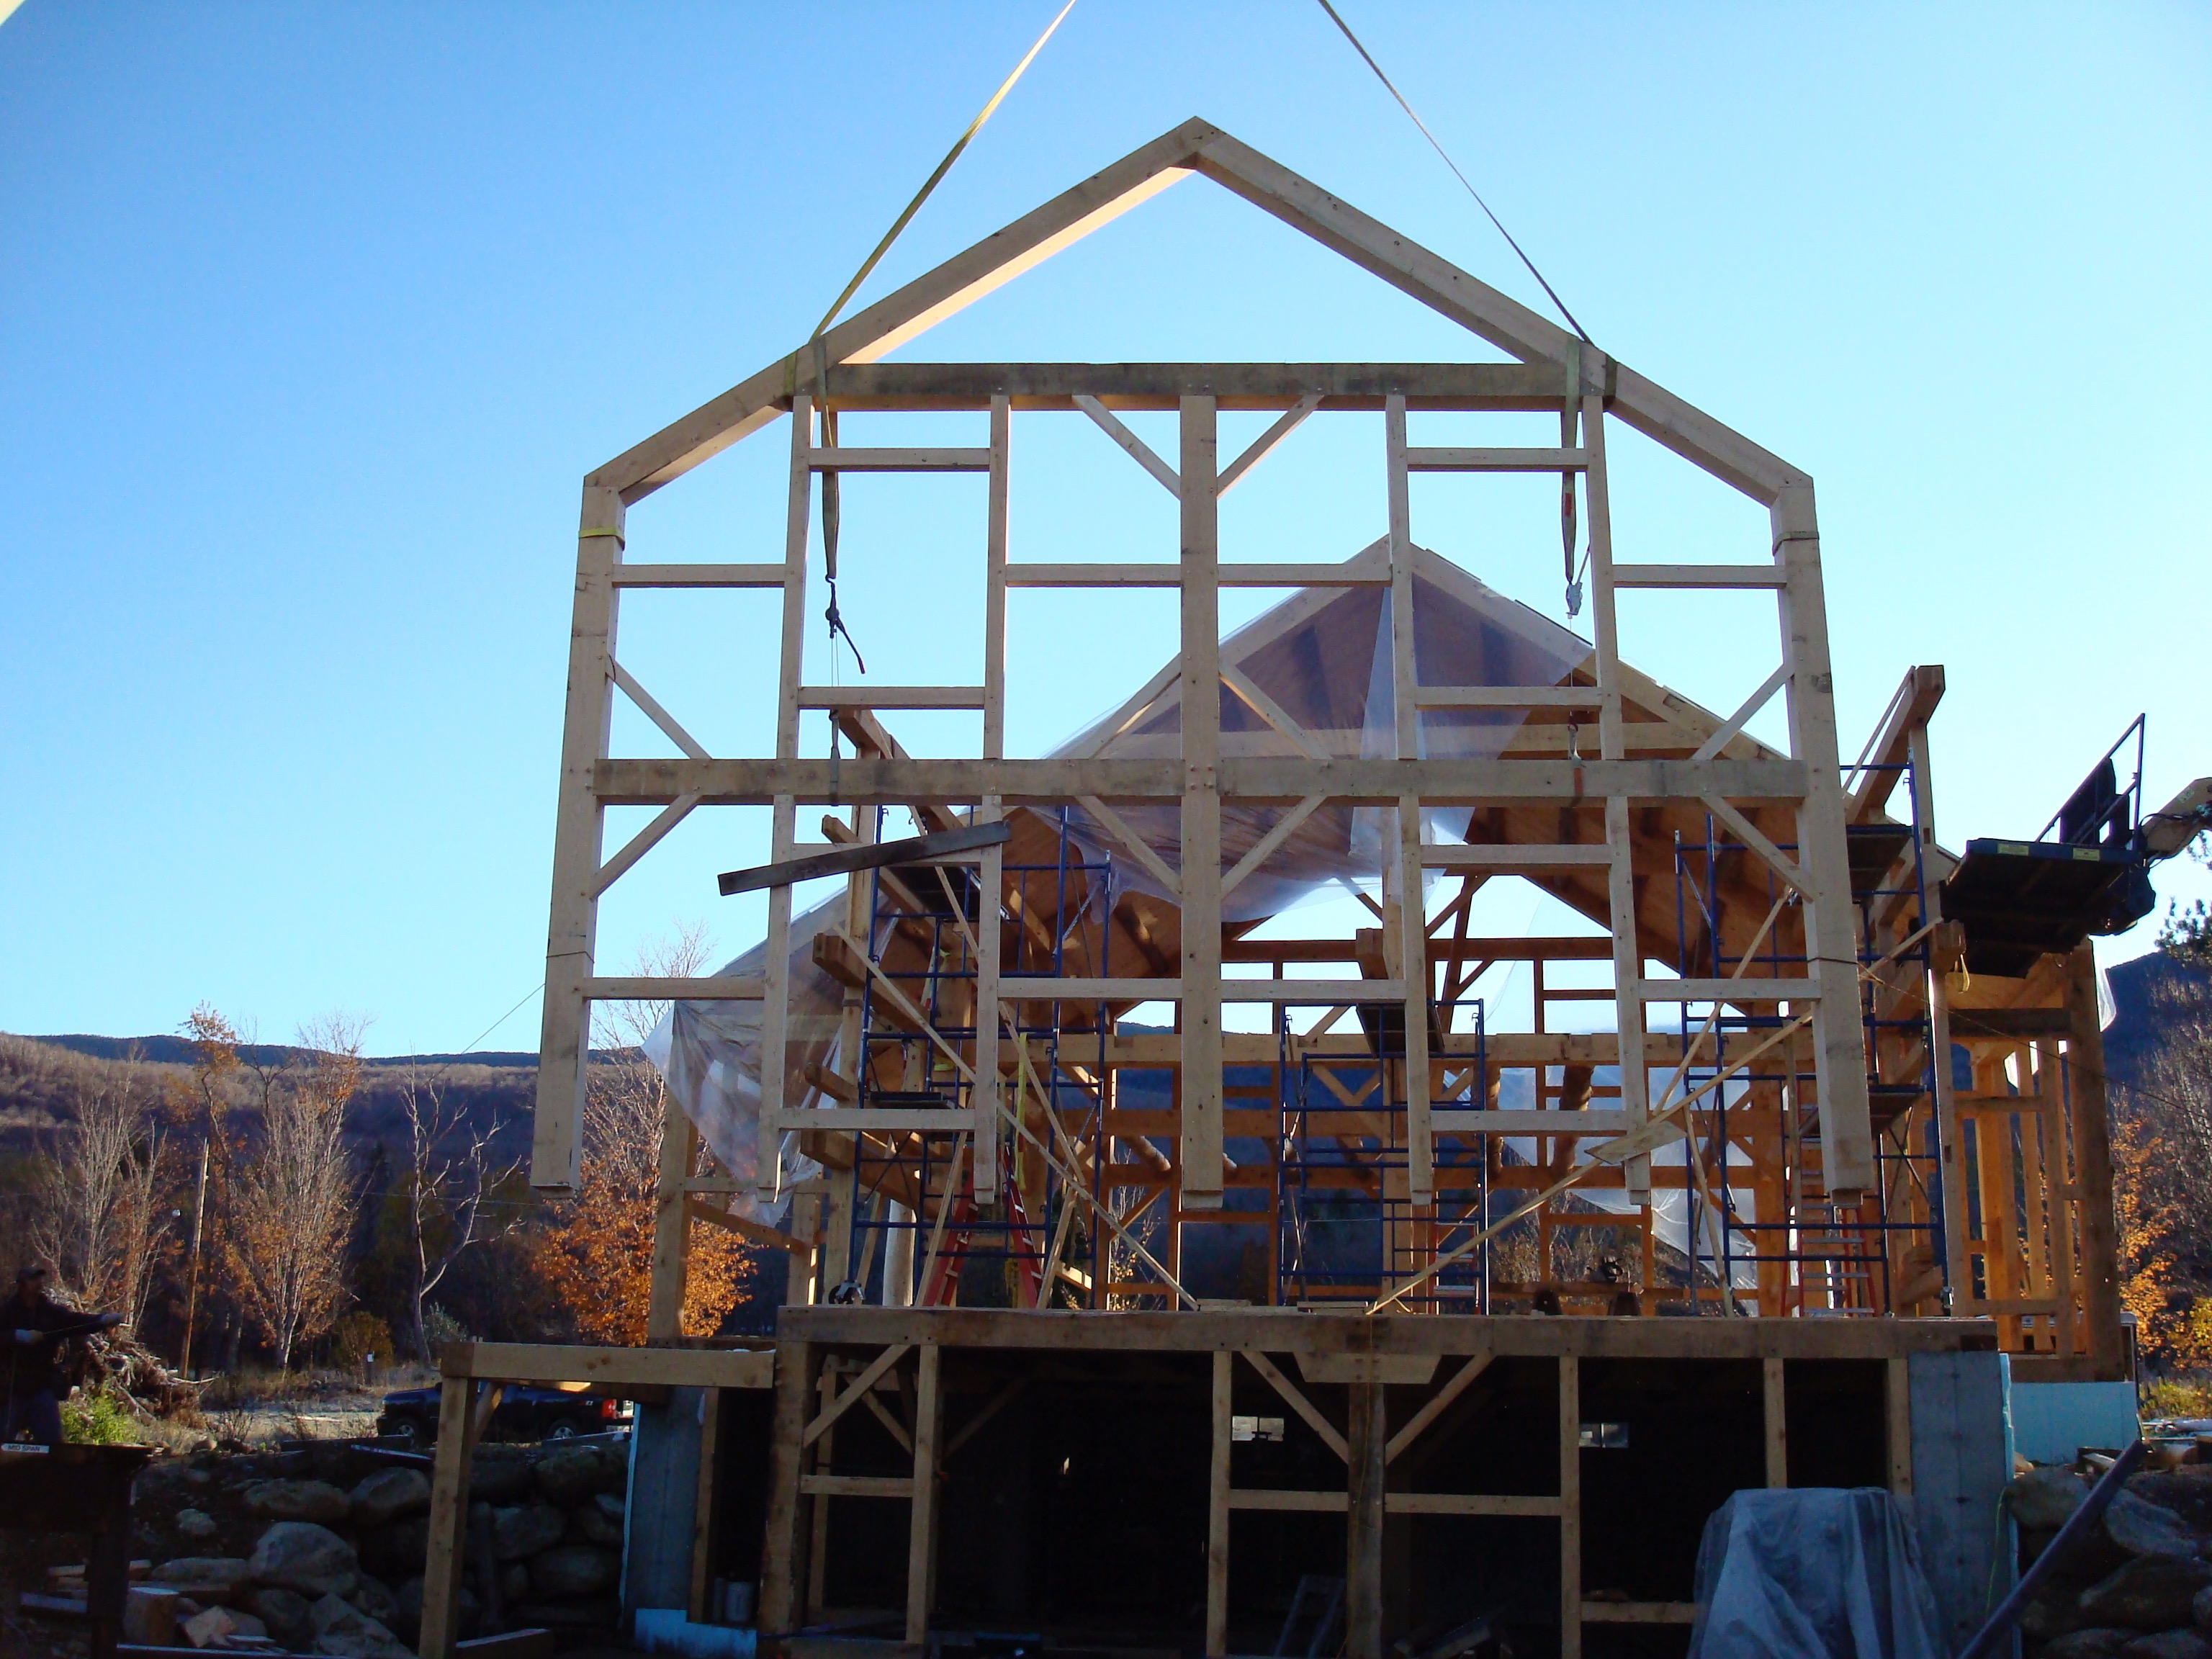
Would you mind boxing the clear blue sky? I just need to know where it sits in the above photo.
[2,4,2206,1054]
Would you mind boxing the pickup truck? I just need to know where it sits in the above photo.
[375,1383,631,1446]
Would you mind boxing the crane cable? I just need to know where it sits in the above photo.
[1314,0,1593,349]
[808,0,1080,693]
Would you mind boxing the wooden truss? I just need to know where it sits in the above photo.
[529,120,2119,1366]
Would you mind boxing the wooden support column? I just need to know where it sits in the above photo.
[648,1111,696,1339]
[1583,398,1651,1211]
[1384,397,1431,1207]
[905,1343,943,1645]
[974,393,1011,1201]
[2066,943,2125,1377]
[531,484,624,1191]
[759,1340,814,1633]
[1558,1356,1581,1659]
[1771,482,1875,1200]
[1179,395,1224,1208]
[690,1387,724,1622]
[1887,1356,1913,1496]
[1763,1357,1789,1487]
[1208,1349,1233,1657]
[757,397,815,1202]
[1346,1366,1388,1659]
[418,1375,482,1659]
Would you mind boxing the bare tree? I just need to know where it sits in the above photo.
[397,1071,526,1362]
[225,1015,364,1368]
[30,1064,171,1328]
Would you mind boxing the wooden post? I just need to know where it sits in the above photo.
[1581,396,1651,1214]
[1383,397,1432,1208]
[1346,1367,1388,1659]
[1887,1356,1914,1496]
[1208,1349,1232,1656]
[418,1375,481,1659]
[1559,1356,1581,1659]
[757,396,814,1202]
[1179,395,1224,1209]
[1763,1357,1789,1488]
[1771,482,1876,1200]
[531,484,624,1191]
[905,1343,943,1645]
[759,1341,813,1634]
[690,1386,723,1622]
[2066,944,2126,1377]
[974,394,1010,1202]
[649,1111,696,1339]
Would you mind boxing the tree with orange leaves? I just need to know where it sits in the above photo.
[541,929,753,1341]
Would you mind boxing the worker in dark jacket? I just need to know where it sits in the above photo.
[5,1264,124,1447]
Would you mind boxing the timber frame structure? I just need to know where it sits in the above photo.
[501,119,2126,1658]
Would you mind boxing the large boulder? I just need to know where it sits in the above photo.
[536,1444,618,1506]
[248,1521,361,1600]
[309,1591,411,1659]
[150,1556,253,1601]
[2013,1465,2092,1530]
[575,1491,625,1547]
[467,1455,536,1504]
[2198,1583,2212,1631]
[349,1467,431,1529]
[528,1544,619,1600]
[2082,1557,2212,1631]
[489,1503,567,1562]
[2134,1469,2212,1532]
[174,1507,219,1542]
[2123,1633,2212,1659]
[349,1573,400,1628]
[248,1584,313,1646]
[2108,1490,2201,1560]
[2047,1634,2136,1659]
[245,1478,351,1525]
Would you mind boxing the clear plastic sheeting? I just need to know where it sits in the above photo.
[1052,539,1592,922]
[1686,1489,1948,1659]
[651,541,1601,1215]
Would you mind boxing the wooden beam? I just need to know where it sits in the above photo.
[688,1388,721,1623]
[904,1344,942,1645]
[1241,1350,1349,1460]
[1076,394,1182,496]
[1763,1357,1788,1487]
[441,1341,773,1391]
[779,1305,2002,1359]
[1385,1352,1494,1463]
[416,1377,477,1659]
[804,360,1568,410]
[1403,446,1588,472]
[802,1343,912,1447]
[1560,1356,1582,1659]
[717,822,1010,896]
[1207,1351,1231,1658]
[1345,1370,1387,1659]
[594,755,1811,807]
[758,1341,813,1635]
[593,123,1212,500]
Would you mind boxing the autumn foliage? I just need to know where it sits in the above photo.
[540,1048,753,1342]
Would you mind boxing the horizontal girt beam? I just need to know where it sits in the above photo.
[593,755,1809,807]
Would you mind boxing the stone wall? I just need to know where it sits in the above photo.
[128,1435,629,1654]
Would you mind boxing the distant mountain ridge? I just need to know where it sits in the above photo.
[26,1034,541,1070]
